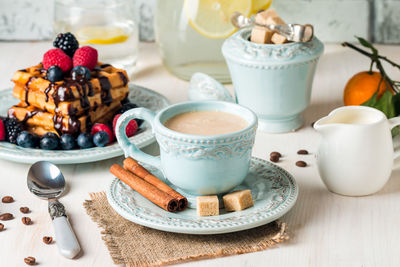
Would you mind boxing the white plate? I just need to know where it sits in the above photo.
[107,157,298,235]
[0,84,170,164]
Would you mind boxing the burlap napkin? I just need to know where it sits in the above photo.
[84,192,289,267]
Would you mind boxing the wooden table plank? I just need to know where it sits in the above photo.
[0,41,399,267]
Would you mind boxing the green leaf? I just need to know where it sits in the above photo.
[356,36,378,57]
[361,90,395,118]
[392,93,400,116]
[362,91,399,136]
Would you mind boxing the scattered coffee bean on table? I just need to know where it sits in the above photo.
[296,161,307,167]
[20,207,30,214]
[2,196,14,203]
[270,151,282,158]
[0,223,4,231]
[297,149,309,155]
[270,155,280,163]
[24,256,36,265]
[0,213,13,221]
[21,217,32,225]
[42,236,53,244]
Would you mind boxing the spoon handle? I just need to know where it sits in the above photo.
[49,200,81,259]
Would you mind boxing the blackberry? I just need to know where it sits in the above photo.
[53,32,79,57]
[4,118,23,144]
[116,102,143,127]
[118,102,138,114]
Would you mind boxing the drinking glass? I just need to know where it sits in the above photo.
[54,0,139,74]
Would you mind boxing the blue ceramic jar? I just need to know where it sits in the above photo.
[222,28,324,133]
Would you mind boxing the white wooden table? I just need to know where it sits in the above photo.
[0,42,399,267]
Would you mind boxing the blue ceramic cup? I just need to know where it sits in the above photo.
[115,101,258,195]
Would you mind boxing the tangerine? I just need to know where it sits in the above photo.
[343,71,392,106]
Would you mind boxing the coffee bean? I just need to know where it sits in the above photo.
[42,236,53,244]
[297,149,309,155]
[296,161,307,167]
[270,151,282,158]
[22,217,32,225]
[270,155,280,163]
[311,122,315,128]
[20,207,30,214]
[24,256,36,265]
[0,223,4,231]
[2,196,13,203]
[0,213,13,221]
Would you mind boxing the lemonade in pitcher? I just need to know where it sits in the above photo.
[155,0,272,83]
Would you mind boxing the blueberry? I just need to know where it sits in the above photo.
[47,65,64,82]
[71,65,91,81]
[40,132,59,150]
[60,134,76,150]
[16,131,37,148]
[93,131,109,147]
[77,132,93,149]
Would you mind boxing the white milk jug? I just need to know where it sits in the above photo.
[314,106,400,196]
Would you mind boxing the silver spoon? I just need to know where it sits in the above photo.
[231,12,314,43]
[27,161,81,259]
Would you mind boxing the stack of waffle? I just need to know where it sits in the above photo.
[7,63,129,136]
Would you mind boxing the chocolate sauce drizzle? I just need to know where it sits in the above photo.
[23,66,115,136]
[117,72,128,86]
[24,77,35,106]
[98,76,112,106]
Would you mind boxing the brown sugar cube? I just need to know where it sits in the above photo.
[253,9,287,45]
[223,190,254,212]
[255,9,285,25]
[196,196,219,216]
[250,26,274,44]
[271,33,287,44]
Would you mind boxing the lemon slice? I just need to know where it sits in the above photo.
[76,26,129,45]
[184,0,252,39]
[251,0,273,14]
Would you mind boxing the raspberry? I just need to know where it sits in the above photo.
[73,46,98,70]
[113,114,138,138]
[42,49,72,72]
[0,119,5,141]
[91,123,114,144]
[53,32,79,57]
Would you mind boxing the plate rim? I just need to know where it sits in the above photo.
[0,84,170,164]
[107,157,298,235]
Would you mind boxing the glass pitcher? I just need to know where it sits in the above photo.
[54,0,139,74]
[154,0,271,83]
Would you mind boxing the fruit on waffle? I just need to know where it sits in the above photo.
[1,32,140,150]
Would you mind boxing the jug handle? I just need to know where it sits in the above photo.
[389,117,400,165]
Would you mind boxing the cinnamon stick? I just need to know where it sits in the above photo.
[123,158,188,211]
[110,164,178,212]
